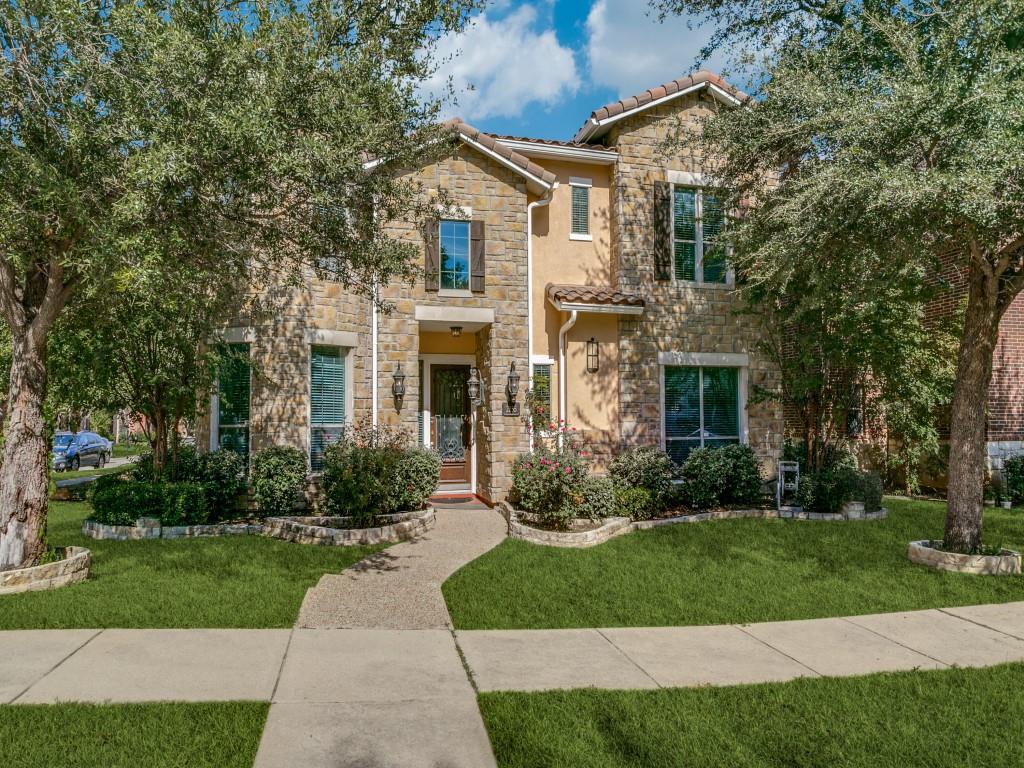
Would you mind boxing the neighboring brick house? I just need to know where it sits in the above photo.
[196,71,786,504]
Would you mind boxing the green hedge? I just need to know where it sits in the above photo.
[250,446,306,517]
[89,478,208,527]
[132,447,246,521]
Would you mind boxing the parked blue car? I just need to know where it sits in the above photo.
[51,431,112,472]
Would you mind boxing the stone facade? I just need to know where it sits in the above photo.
[606,93,784,469]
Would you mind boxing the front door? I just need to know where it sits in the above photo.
[431,365,472,486]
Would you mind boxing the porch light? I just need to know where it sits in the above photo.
[586,338,599,373]
[392,363,406,408]
[450,326,462,338]
[503,362,521,417]
[467,366,482,406]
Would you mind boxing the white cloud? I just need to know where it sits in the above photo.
[586,0,729,98]
[423,4,578,122]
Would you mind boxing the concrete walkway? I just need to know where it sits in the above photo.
[297,500,507,629]
[5,604,1024,764]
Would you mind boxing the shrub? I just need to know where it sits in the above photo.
[615,485,655,520]
[678,448,730,509]
[250,446,307,518]
[322,443,405,525]
[131,446,203,483]
[609,447,674,509]
[160,483,209,526]
[199,450,247,520]
[717,444,764,505]
[90,479,164,526]
[577,476,616,520]
[797,466,883,514]
[510,451,587,529]
[393,448,442,512]
[1005,455,1024,505]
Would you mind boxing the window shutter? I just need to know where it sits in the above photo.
[653,182,672,280]
[571,186,589,235]
[470,220,485,292]
[424,221,440,292]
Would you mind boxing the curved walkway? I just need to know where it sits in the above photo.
[297,499,507,629]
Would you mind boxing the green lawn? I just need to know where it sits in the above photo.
[112,442,146,459]
[0,501,382,629]
[444,497,1024,629]
[0,701,267,768]
[479,663,1024,768]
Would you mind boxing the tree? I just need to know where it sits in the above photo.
[655,0,1024,552]
[0,0,479,570]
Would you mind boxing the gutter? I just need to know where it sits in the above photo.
[371,275,378,427]
[557,309,578,449]
[527,185,556,451]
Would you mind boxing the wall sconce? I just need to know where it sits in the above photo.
[503,362,521,416]
[450,326,462,338]
[392,363,406,410]
[467,366,482,407]
[586,338,600,373]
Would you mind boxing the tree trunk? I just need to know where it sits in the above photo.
[943,259,1003,552]
[0,332,50,570]
[151,408,169,478]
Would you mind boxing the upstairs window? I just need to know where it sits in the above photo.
[570,178,592,240]
[655,182,728,284]
[663,366,740,463]
[426,219,485,292]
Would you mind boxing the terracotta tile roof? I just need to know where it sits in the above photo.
[446,119,557,188]
[547,283,645,308]
[573,70,747,143]
[485,134,617,153]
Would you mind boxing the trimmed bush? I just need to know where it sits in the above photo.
[393,448,442,512]
[615,485,655,521]
[717,444,764,505]
[677,448,729,510]
[322,443,405,525]
[160,483,209,526]
[89,479,164,526]
[250,446,307,518]
[797,465,884,514]
[200,450,247,520]
[609,447,674,508]
[577,476,617,520]
[1005,455,1024,505]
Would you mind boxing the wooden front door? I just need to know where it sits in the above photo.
[431,365,472,485]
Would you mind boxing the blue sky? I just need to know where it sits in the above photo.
[424,0,730,141]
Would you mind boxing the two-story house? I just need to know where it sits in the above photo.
[197,70,785,504]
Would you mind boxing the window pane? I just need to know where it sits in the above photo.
[664,367,701,464]
[703,193,724,241]
[702,367,739,438]
[310,346,345,425]
[702,244,728,283]
[532,365,552,428]
[674,241,696,281]
[571,186,589,235]
[218,343,250,464]
[439,220,470,290]
[702,193,727,283]
[673,188,696,241]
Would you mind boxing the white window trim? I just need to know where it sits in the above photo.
[659,362,750,458]
[670,184,735,287]
[569,177,592,240]
[307,344,354,471]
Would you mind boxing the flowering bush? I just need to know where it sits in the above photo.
[510,424,590,529]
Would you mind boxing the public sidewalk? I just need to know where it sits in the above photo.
[4,603,1024,765]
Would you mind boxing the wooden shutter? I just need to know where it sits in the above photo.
[653,181,672,280]
[470,220,485,292]
[424,221,439,292]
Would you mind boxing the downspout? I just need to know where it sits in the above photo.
[527,184,556,450]
[557,308,578,450]
[371,275,378,428]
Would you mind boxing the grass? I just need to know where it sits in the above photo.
[0,500,382,629]
[0,701,268,768]
[112,442,146,458]
[52,465,130,482]
[478,663,1024,768]
[444,497,1024,629]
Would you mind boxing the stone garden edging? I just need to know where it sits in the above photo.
[82,507,436,547]
[501,502,888,549]
[0,546,92,595]
[907,540,1022,576]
